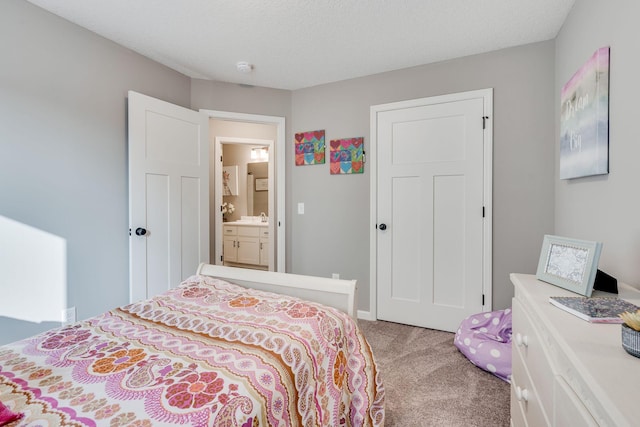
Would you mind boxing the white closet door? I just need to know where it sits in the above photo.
[375,90,491,332]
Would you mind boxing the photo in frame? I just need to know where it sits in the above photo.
[536,235,603,296]
[255,178,268,191]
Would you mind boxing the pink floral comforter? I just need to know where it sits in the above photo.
[0,275,384,426]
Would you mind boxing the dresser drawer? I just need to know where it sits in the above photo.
[260,228,269,238]
[512,298,555,417]
[554,376,597,427]
[511,347,550,427]
[510,378,529,427]
[223,226,237,236]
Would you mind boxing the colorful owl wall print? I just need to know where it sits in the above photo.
[330,137,364,174]
[295,130,325,165]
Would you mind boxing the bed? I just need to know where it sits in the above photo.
[0,264,385,426]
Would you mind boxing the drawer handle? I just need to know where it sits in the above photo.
[515,333,529,347]
[515,386,530,402]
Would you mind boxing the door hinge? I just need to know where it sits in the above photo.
[482,206,485,217]
[482,116,489,129]
[482,294,485,305]
[220,155,223,162]
[220,255,223,262]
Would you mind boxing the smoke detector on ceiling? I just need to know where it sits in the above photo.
[236,61,253,73]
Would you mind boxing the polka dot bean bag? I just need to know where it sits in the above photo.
[454,308,512,383]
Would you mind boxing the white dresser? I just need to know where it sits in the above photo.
[510,273,640,427]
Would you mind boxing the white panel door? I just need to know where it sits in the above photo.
[375,90,491,332]
[128,91,209,302]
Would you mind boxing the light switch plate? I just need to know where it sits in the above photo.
[62,307,76,325]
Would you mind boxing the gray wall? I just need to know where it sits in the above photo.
[191,80,292,119]
[2,0,581,346]
[555,0,640,289]
[0,0,191,344]
[291,42,556,312]
[191,80,293,268]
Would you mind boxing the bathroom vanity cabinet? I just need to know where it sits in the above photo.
[223,224,269,269]
[258,227,269,267]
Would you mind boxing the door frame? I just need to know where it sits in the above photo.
[214,136,275,270]
[200,109,286,272]
[368,89,493,321]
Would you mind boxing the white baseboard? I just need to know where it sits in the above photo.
[357,310,375,321]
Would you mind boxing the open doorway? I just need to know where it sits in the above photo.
[214,136,274,270]
[203,112,285,272]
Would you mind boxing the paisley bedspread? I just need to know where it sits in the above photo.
[0,275,384,426]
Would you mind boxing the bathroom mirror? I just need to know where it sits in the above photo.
[247,162,268,216]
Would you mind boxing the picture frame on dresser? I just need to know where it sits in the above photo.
[536,234,602,297]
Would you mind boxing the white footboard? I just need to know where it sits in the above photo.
[196,263,357,318]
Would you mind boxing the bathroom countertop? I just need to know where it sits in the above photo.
[224,221,268,227]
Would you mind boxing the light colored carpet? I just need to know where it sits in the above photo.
[358,320,510,427]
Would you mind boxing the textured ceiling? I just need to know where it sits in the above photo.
[26,0,575,90]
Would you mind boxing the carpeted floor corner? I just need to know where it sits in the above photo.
[358,320,510,427]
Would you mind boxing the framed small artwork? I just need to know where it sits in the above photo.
[560,46,610,179]
[255,178,268,191]
[222,165,238,196]
[295,130,325,165]
[536,235,603,296]
[330,137,364,174]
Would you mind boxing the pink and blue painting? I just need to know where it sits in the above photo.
[560,47,610,179]
[330,137,364,174]
[295,130,325,165]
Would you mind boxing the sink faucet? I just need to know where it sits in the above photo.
[260,212,267,223]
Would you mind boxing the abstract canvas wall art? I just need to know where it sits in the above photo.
[330,137,364,174]
[295,130,325,165]
[560,47,610,180]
